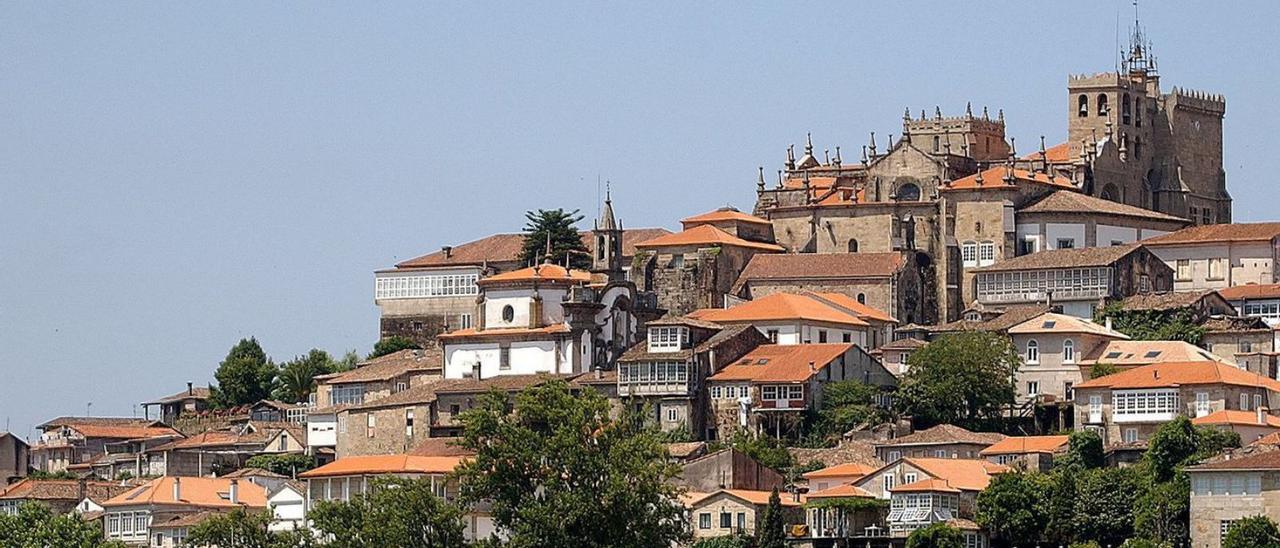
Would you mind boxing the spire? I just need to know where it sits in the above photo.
[543,232,553,264]
[934,106,942,120]
[805,132,814,155]
[786,144,796,170]
[757,167,766,192]
[965,102,973,118]
[1009,137,1017,159]
[997,108,1005,124]
[975,166,984,186]
[776,170,784,189]
[823,148,830,165]
[598,183,617,231]
[861,145,869,166]
[834,146,842,167]
[868,132,877,156]
[982,106,989,120]
[904,107,912,122]
[1039,135,1048,173]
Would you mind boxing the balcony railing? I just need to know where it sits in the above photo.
[618,381,692,397]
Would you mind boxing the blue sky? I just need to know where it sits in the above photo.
[2,1,1276,438]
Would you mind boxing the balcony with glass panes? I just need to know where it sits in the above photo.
[617,361,694,397]
[887,492,960,537]
[976,267,1111,304]
[1111,389,1181,423]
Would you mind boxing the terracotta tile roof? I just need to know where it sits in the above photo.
[890,478,961,493]
[143,387,212,405]
[1219,283,1280,301]
[147,430,252,452]
[689,293,870,328]
[809,292,898,324]
[0,479,131,502]
[103,477,268,509]
[970,244,1142,273]
[979,435,1070,456]
[345,379,470,411]
[298,455,465,478]
[647,315,725,330]
[408,437,476,457]
[665,442,707,460]
[568,370,618,385]
[1192,410,1280,428]
[221,468,287,480]
[318,348,441,385]
[806,483,876,499]
[1079,340,1227,366]
[633,224,785,252]
[56,423,180,440]
[476,263,594,286]
[931,304,1051,334]
[802,462,879,480]
[1253,432,1280,446]
[1020,142,1072,163]
[876,425,1005,447]
[1075,361,1280,391]
[393,229,671,269]
[692,324,763,354]
[789,440,881,469]
[1142,222,1280,246]
[39,417,161,430]
[901,458,1008,491]
[150,510,223,529]
[435,324,572,341]
[1201,315,1272,333]
[1007,312,1129,338]
[875,338,929,351]
[685,489,805,508]
[1119,290,1222,312]
[945,166,1076,191]
[1187,449,1280,471]
[734,252,906,290]
[433,373,576,395]
[681,207,772,227]
[709,344,853,383]
[1019,190,1187,222]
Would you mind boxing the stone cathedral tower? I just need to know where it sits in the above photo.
[592,189,625,281]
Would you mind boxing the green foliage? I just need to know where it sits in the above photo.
[0,501,123,547]
[27,469,78,480]
[691,534,756,548]
[1073,466,1140,546]
[519,208,589,269]
[244,453,316,477]
[976,471,1051,546]
[335,350,359,372]
[1133,473,1190,547]
[904,522,964,548]
[722,431,793,473]
[210,338,277,408]
[895,332,1019,427]
[1067,542,1101,548]
[1087,362,1119,380]
[803,380,891,446]
[1096,302,1206,344]
[1145,416,1241,481]
[803,497,887,512]
[367,336,420,360]
[455,380,689,548]
[1118,539,1171,548]
[185,508,305,548]
[1058,429,1105,470]
[1043,469,1079,545]
[273,349,343,403]
[1223,515,1280,548]
[309,476,466,547]
[755,488,786,548]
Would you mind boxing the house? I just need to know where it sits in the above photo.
[144,422,304,477]
[299,454,463,506]
[220,468,290,493]
[1079,339,1230,371]
[969,243,1173,319]
[689,292,880,348]
[869,337,928,377]
[1192,410,1280,444]
[101,476,268,546]
[1199,315,1278,376]
[978,435,1070,471]
[428,374,576,438]
[1115,289,1237,322]
[707,343,896,440]
[685,489,805,540]
[675,448,785,494]
[873,425,1006,463]
[1073,361,1280,446]
[246,400,307,424]
[0,432,29,484]
[887,479,988,545]
[615,318,766,438]
[336,378,468,457]
[731,251,934,327]
[148,511,214,548]
[801,462,879,493]
[266,481,306,532]
[31,417,179,473]
[930,303,1051,335]
[1186,450,1280,548]
[140,384,211,425]
[1218,283,1280,326]
[1012,189,1188,254]
[0,479,130,516]
[1141,222,1280,292]
[803,483,883,542]
[851,456,1007,502]
[1006,312,1130,405]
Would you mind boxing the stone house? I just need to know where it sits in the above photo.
[1073,360,1280,446]
[1005,312,1130,405]
[428,374,575,438]
[801,462,879,493]
[0,479,130,516]
[307,348,443,459]
[803,483,883,543]
[869,337,927,377]
[676,448,784,494]
[685,489,805,540]
[1218,283,1280,326]
[1115,289,1237,323]
[1012,190,1188,255]
[1142,222,1280,292]
[1199,315,1277,375]
[0,432,29,484]
[851,456,1006,503]
[689,292,892,349]
[140,384,211,425]
[31,417,179,474]
[335,378,468,458]
[873,425,1005,463]
[145,422,304,477]
[1187,450,1280,548]
[101,476,268,546]
[978,435,1070,472]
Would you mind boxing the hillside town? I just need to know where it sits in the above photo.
[8,16,1280,548]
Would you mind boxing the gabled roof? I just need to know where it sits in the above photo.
[1019,190,1187,223]
[345,379,471,412]
[298,455,465,478]
[634,224,785,252]
[0,479,131,502]
[1192,410,1280,428]
[684,489,805,508]
[809,292,898,324]
[802,462,879,480]
[39,417,162,430]
[316,348,441,385]
[143,387,212,406]
[1218,283,1280,301]
[890,478,961,493]
[103,477,268,509]
[435,324,572,341]
[476,263,594,286]
[39,418,179,441]
[734,253,906,289]
[876,424,1005,448]
[708,344,853,383]
[681,207,772,227]
[1119,290,1227,312]
[1075,361,1280,391]
[689,293,870,328]
[979,435,1070,456]
[945,165,1076,191]
[970,244,1143,273]
[875,338,929,351]
[1080,340,1227,366]
[1020,142,1071,164]
[393,229,671,269]
[1007,312,1129,338]
[1186,449,1280,471]
[806,483,876,499]
[931,304,1051,334]
[899,458,1007,491]
[1141,222,1280,246]
[221,468,287,480]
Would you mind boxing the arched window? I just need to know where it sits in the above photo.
[1096,93,1109,117]
[501,305,515,323]
[1026,339,1040,364]
[596,235,606,260]
[896,183,921,202]
[1078,94,1089,117]
[857,293,866,304]
[1121,134,1129,156]
[1063,339,1075,364]
[1134,97,1143,127]
[1122,93,1132,125]
[933,136,940,153]
[848,239,859,253]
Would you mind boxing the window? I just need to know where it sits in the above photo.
[338,413,347,434]
[842,333,852,343]
[848,239,859,252]
[1097,93,1108,116]
[1025,340,1039,364]
[1122,93,1132,125]
[1255,394,1263,410]
[374,272,480,300]
[449,404,460,415]
[736,512,746,531]
[883,474,896,492]
[501,305,515,323]
[711,386,722,399]
[1027,381,1040,397]
[1176,259,1191,281]
[1134,136,1142,159]
[666,407,678,422]
[1078,94,1089,117]
[978,241,995,267]
[406,409,414,438]
[331,385,365,406]
[1242,393,1251,411]
[720,512,732,528]
[1222,520,1238,542]
[857,293,866,304]
[766,330,779,343]
[394,381,407,393]
[499,344,511,370]
[367,413,376,438]
[739,386,748,398]
[1124,428,1138,443]
[818,330,828,343]
[896,183,921,201]
[1063,339,1075,363]
[933,136,940,152]
[1208,258,1226,280]
[459,313,472,330]
[1242,341,1254,353]
[278,434,288,451]
[699,513,711,529]
[888,450,901,462]
[1112,390,1180,417]
[962,242,977,267]
[1064,382,1074,401]
[1056,238,1075,249]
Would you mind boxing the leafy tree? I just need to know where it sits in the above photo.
[274,349,342,403]
[1223,515,1280,548]
[335,350,359,372]
[455,380,689,548]
[244,453,316,477]
[1133,473,1190,547]
[518,208,589,269]
[1043,468,1079,545]
[1118,539,1171,548]
[367,336,420,360]
[27,469,78,480]
[1067,542,1101,548]
[1086,362,1119,380]
[895,332,1019,427]
[186,508,283,548]
[1073,467,1140,546]
[210,338,277,408]
[905,523,964,548]
[804,380,890,445]
[0,501,126,547]
[975,471,1050,547]
[755,488,786,548]
[310,476,466,547]
[1096,302,1205,344]
[1146,416,1240,481]
[1057,429,1105,470]
[722,431,793,473]
[691,534,755,548]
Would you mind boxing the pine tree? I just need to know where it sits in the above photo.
[210,338,276,408]
[518,208,589,269]
[756,487,786,548]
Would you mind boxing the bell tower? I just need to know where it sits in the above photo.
[592,187,624,281]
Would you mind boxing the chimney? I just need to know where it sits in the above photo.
[187,382,193,396]
[809,361,816,374]
[172,477,181,501]
[229,479,239,504]
[594,365,602,380]
[77,479,86,502]
[441,245,453,258]
[1105,317,1113,331]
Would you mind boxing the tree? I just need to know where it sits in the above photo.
[310,476,466,547]
[1096,302,1205,344]
[905,523,964,548]
[1057,429,1105,470]
[692,535,755,548]
[367,336,420,360]
[186,508,278,548]
[1118,539,1171,548]
[804,380,890,445]
[975,471,1050,547]
[1146,416,1240,481]
[1086,362,1119,380]
[1223,515,1280,548]
[720,431,793,473]
[1043,469,1079,546]
[755,488,786,548]
[0,501,126,547]
[455,380,689,548]
[244,453,316,477]
[210,338,276,408]
[274,349,341,403]
[518,208,589,269]
[894,332,1019,427]
[335,350,359,372]
[1073,467,1140,546]
[1133,473,1190,547]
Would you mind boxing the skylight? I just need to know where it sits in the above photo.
[1106,352,1123,359]
[1042,321,1056,328]
[1144,351,1162,359]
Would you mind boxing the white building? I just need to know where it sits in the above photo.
[1142,222,1280,292]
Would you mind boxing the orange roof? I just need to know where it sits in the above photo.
[1075,361,1280,391]
[681,208,772,227]
[891,478,961,493]
[945,165,1075,191]
[1007,313,1128,338]
[67,424,180,440]
[685,489,805,507]
[1218,283,1280,301]
[103,477,267,509]
[1192,410,1280,428]
[477,264,593,286]
[1142,222,1280,246]
[689,293,869,327]
[803,462,879,480]
[806,483,876,499]
[1253,432,1280,446]
[1021,142,1071,163]
[709,344,853,383]
[633,224,784,252]
[436,324,571,341]
[902,458,1007,491]
[979,435,1070,456]
[1080,340,1227,366]
[810,292,897,324]
[298,454,465,478]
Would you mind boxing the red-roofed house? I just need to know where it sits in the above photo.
[846,457,1005,543]
[1142,222,1280,292]
[979,435,1070,471]
[101,476,268,545]
[1187,450,1280,548]
[689,292,872,348]
[1218,283,1280,326]
[32,418,179,474]
[684,489,805,540]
